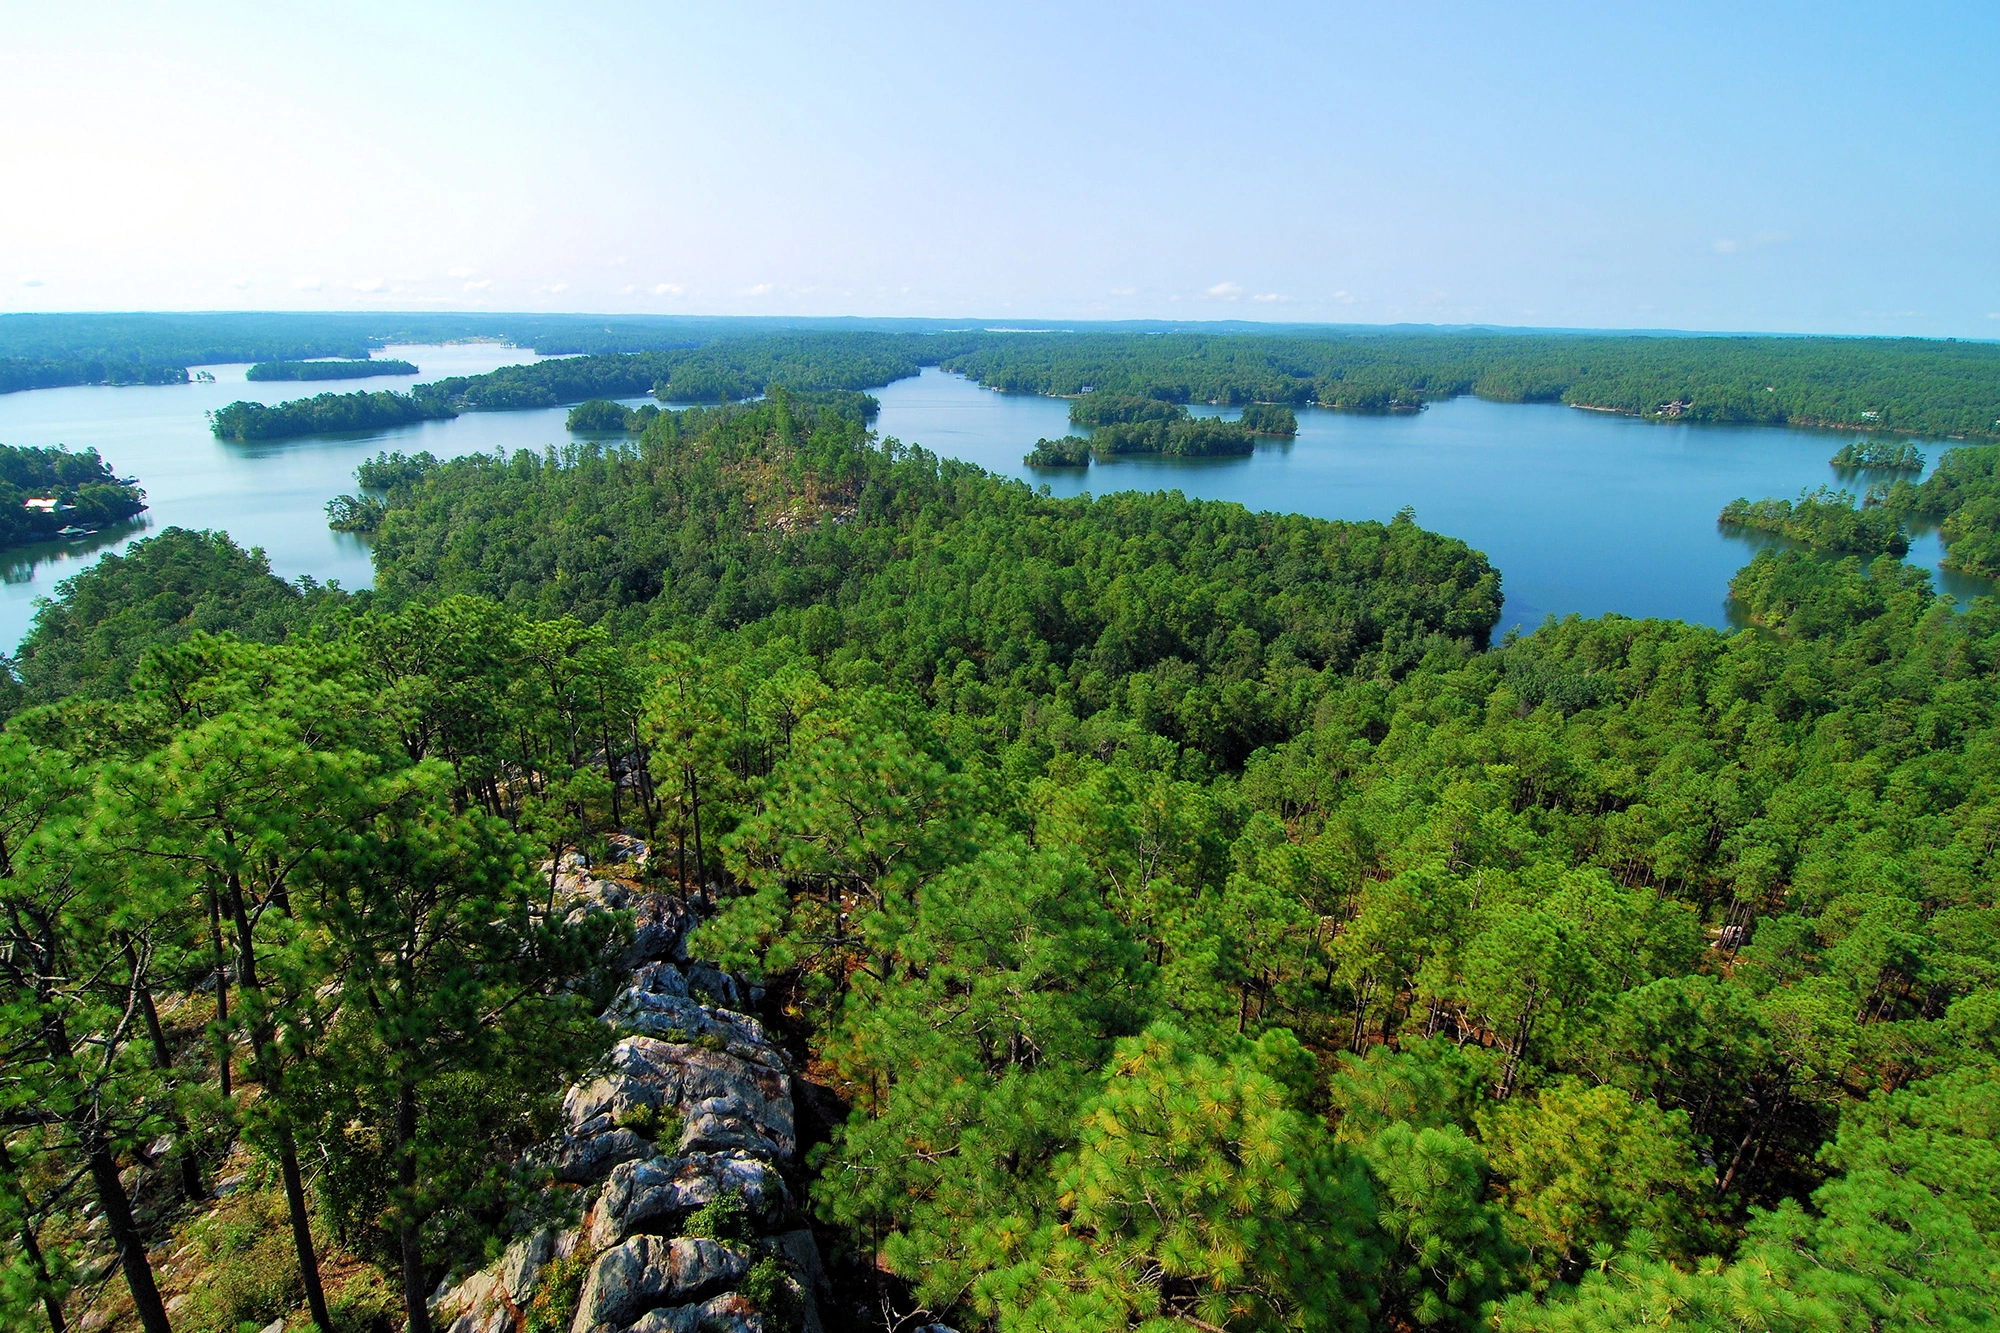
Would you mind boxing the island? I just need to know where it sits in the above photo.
[209,390,458,441]
[1238,402,1299,436]
[1829,440,1925,471]
[1717,486,1909,556]
[0,443,146,547]
[566,399,662,432]
[1023,435,1093,467]
[246,359,419,381]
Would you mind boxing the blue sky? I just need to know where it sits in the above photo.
[3,1,1995,335]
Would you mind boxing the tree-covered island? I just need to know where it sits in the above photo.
[245,359,419,381]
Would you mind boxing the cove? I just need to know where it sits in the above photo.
[870,367,1992,636]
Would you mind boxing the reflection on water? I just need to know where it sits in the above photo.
[0,518,153,586]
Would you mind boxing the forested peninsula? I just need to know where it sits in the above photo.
[245,359,418,381]
[0,442,146,546]
[10,381,2000,1333]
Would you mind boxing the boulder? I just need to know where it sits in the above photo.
[623,1292,766,1333]
[587,1152,789,1251]
[607,991,785,1072]
[433,1226,578,1333]
[556,1126,653,1185]
[561,1035,794,1170]
[571,1236,751,1333]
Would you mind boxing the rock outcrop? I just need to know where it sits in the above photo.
[433,844,822,1333]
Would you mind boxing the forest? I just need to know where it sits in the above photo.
[4,385,1995,1333]
[245,360,420,382]
[0,442,147,547]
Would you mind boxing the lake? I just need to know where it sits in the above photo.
[872,368,1991,635]
[0,352,1982,650]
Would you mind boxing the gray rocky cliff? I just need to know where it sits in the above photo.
[432,845,825,1333]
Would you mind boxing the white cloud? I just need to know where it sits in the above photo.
[1713,238,1741,254]
[536,282,571,294]
[652,282,683,297]
[747,282,774,297]
[1252,292,1286,303]
[1110,286,1136,296]
[1205,281,1243,299]
[463,278,494,292]
[1989,312,2000,319]
[228,276,253,290]
[353,277,385,293]
[21,277,44,288]
[1333,289,1355,304]
[293,276,322,290]
[449,266,477,278]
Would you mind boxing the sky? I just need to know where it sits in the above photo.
[2,1,1996,336]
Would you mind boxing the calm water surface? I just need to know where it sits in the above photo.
[873,368,1991,636]
[0,357,1983,649]
[0,344,649,648]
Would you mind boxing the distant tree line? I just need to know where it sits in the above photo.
[0,359,190,393]
[943,331,2000,437]
[14,315,2000,440]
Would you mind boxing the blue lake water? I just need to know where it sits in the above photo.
[871,368,1990,637]
[0,353,1983,650]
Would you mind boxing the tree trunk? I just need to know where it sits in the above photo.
[395,1080,433,1333]
[39,1010,170,1333]
[226,874,332,1333]
[206,885,231,1099]
[122,938,203,1202]
[0,1141,67,1333]
[85,1140,171,1333]
[688,767,705,891]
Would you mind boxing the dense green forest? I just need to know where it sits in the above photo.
[209,391,458,441]
[8,386,1996,1333]
[245,359,419,382]
[324,451,444,534]
[0,443,147,547]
